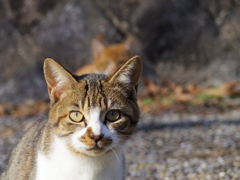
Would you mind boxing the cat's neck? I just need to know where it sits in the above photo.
[36,135,125,180]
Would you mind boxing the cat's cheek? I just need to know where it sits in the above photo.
[70,129,89,150]
[101,124,113,137]
[104,125,120,146]
[107,119,130,133]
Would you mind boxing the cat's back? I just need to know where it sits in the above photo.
[1,119,48,180]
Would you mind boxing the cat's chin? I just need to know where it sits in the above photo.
[69,145,111,157]
[84,147,112,156]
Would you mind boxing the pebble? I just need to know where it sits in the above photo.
[1,110,240,179]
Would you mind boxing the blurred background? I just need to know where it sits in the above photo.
[1,0,240,103]
[1,0,240,179]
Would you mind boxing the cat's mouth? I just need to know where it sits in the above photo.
[88,146,104,151]
[81,145,111,156]
[84,139,115,155]
[78,134,113,151]
[88,141,110,151]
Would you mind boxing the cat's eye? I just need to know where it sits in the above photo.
[106,110,121,122]
[69,111,84,122]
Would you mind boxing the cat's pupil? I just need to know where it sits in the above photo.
[109,111,116,118]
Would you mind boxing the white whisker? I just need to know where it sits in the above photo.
[118,134,152,145]
[111,148,120,164]
[137,144,149,153]
[117,135,151,153]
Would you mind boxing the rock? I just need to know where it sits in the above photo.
[92,0,240,84]
[0,0,120,103]
[1,0,240,102]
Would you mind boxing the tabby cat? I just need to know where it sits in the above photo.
[75,37,134,75]
[0,56,142,180]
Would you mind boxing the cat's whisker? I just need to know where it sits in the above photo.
[115,145,128,156]
[137,144,150,153]
[119,142,150,153]
[120,141,150,154]
[118,134,152,145]
[132,136,153,144]
[111,148,120,164]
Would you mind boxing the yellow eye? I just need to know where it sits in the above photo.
[106,110,120,122]
[69,111,84,122]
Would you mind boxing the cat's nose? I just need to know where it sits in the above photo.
[89,133,104,142]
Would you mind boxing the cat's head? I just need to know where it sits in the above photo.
[92,37,135,74]
[44,56,142,156]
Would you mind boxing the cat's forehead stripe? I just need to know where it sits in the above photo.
[80,79,107,110]
[80,82,88,106]
[73,104,79,108]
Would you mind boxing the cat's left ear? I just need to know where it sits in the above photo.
[124,36,134,52]
[44,58,77,106]
[108,56,142,92]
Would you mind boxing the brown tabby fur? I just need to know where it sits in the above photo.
[0,56,142,180]
[75,37,134,75]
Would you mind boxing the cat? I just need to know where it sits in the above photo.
[75,36,134,75]
[0,56,142,180]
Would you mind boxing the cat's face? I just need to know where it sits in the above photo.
[92,37,134,74]
[44,56,142,156]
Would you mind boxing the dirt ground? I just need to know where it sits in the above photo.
[1,108,240,180]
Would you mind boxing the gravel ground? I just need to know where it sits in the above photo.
[1,110,240,179]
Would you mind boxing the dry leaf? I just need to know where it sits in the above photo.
[204,81,238,97]
[142,77,161,96]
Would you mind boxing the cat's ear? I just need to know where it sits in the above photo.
[92,39,105,58]
[44,58,76,105]
[108,56,142,91]
[124,36,134,52]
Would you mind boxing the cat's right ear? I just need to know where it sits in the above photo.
[91,39,105,58]
[108,56,142,92]
[44,58,76,106]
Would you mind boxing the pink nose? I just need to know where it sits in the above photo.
[89,134,104,142]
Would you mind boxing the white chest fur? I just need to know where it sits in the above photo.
[35,136,124,180]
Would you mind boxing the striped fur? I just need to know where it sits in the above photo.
[1,56,142,180]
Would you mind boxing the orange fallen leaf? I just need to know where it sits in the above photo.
[142,77,161,96]
[204,81,238,97]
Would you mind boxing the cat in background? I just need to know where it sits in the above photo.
[75,36,134,75]
[76,35,159,96]
[0,56,142,180]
